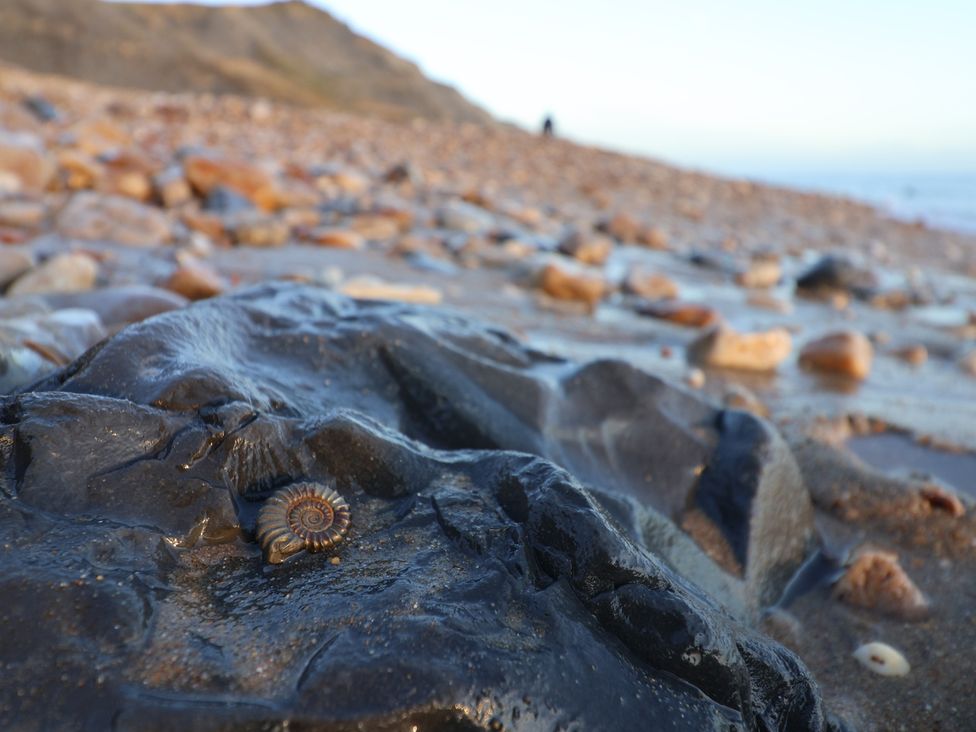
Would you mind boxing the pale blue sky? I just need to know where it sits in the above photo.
[113,0,976,175]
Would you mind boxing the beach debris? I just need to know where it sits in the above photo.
[853,642,910,677]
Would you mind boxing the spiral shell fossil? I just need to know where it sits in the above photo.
[256,482,350,564]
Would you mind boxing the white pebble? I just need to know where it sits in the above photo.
[853,642,910,677]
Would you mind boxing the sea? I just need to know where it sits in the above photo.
[744,171,976,235]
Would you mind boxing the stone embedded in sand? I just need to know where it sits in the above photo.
[163,263,226,301]
[558,227,614,266]
[735,259,782,288]
[0,130,53,192]
[853,642,910,677]
[688,325,792,371]
[799,330,873,380]
[57,191,171,246]
[7,253,98,296]
[833,548,929,620]
[622,269,679,300]
[183,152,278,210]
[340,276,442,304]
[304,227,364,250]
[636,301,721,328]
[538,262,608,307]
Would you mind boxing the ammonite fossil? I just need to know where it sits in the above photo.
[256,481,350,564]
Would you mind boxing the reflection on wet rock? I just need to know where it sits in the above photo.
[0,283,836,730]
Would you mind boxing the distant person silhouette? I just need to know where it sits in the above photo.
[542,115,554,137]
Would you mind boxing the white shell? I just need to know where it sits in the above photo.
[853,642,910,676]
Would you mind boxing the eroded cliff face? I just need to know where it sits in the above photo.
[0,283,834,731]
[0,0,491,123]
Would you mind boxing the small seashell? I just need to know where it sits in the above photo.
[853,642,910,676]
[256,481,350,564]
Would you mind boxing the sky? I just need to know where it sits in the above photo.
[115,0,976,176]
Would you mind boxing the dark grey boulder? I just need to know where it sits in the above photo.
[1,283,833,730]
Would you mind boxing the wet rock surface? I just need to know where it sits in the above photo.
[1,284,833,731]
[2,62,976,731]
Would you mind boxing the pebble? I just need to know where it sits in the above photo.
[0,248,36,288]
[796,254,878,298]
[685,368,706,389]
[687,325,792,371]
[853,642,910,677]
[153,166,194,208]
[350,213,401,241]
[340,277,443,305]
[183,152,279,210]
[0,198,46,228]
[622,269,679,300]
[538,262,608,307]
[0,129,53,192]
[890,344,927,366]
[57,191,172,246]
[959,350,976,376]
[636,226,669,250]
[735,259,782,288]
[437,201,494,234]
[303,227,364,250]
[7,253,98,296]
[163,263,226,301]
[635,301,720,328]
[37,286,187,328]
[722,383,769,417]
[229,212,290,248]
[557,227,613,266]
[799,330,873,380]
[833,549,928,620]
[57,149,103,190]
[599,212,640,242]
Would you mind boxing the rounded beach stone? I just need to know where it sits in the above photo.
[688,325,793,371]
[799,330,873,380]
